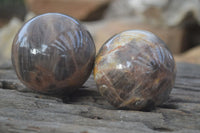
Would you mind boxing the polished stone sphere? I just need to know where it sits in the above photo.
[94,30,176,110]
[12,13,96,95]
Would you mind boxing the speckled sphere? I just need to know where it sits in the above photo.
[94,30,176,110]
[12,13,96,95]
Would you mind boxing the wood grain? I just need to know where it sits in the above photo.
[0,62,200,133]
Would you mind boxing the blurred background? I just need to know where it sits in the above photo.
[0,0,200,65]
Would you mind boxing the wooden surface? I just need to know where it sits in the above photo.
[0,62,200,133]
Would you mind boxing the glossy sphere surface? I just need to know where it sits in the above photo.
[94,30,176,110]
[12,13,96,94]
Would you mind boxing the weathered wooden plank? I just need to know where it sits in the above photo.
[0,62,200,133]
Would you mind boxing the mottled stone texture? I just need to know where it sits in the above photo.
[94,30,176,110]
[12,13,96,95]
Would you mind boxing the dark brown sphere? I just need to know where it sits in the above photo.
[12,13,96,95]
[94,30,176,110]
